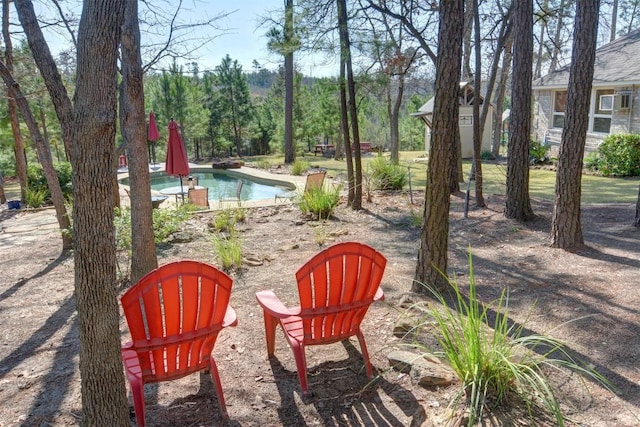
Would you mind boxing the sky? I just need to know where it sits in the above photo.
[29,0,337,78]
[193,1,337,77]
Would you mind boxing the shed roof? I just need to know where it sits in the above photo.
[412,82,490,118]
[533,29,640,89]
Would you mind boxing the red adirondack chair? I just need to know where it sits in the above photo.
[120,260,237,426]
[255,242,387,396]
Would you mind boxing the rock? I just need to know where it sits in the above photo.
[393,322,415,338]
[211,159,244,169]
[387,350,457,387]
[168,231,193,243]
[278,243,300,251]
[244,256,264,267]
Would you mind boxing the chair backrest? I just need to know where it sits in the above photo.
[181,176,199,187]
[188,187,209,207]
[304,171,326,193]
[120,261,233,383]
[235,180,243,199]
[294,242,386,345]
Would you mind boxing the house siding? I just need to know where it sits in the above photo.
[533,89,552,143]
[534,86,640,157]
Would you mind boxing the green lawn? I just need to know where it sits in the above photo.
[255,151,638,204]
[4,152,637,205]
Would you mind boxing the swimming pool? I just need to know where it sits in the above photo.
[121,169,294,201]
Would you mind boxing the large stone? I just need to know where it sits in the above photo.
[387,350,457,387]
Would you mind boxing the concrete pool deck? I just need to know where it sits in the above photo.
[118,163,310,210]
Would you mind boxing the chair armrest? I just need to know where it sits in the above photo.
[256,290,299,318]
[374,287,385,302]
[223,305,238,328]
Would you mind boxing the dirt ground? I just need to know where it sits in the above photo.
[0,185,639,426]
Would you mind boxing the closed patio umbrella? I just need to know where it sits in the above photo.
[148,111,160,165]
[165,118,190,200]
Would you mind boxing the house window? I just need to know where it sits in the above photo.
[593,89,614,133]
[552,91,567,128]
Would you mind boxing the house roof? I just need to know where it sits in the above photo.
[533,29,640,89]
[412,82,490,118]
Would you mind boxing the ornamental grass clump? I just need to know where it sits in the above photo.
[296,185,341,219]
[211,231,242,272]
[411,251,609,426]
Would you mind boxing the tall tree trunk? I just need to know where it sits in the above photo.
[472,0,485,208]
[3,0,27,202]
[0,61,72,249]
[72,1,129,424]
[339,58,354,205]
[338,0,363,210]
[505,0,535,221]
[14,0,74,159]
[447,127,462,193]
[414,0,464,293]
[121,0,158,282]
[549,0,568,73]
[550,0,600,249]
[462,0,474,79]
[340,0,363,210]
[610,0,618,41]
[388,70,404,165]
[284,0,295,164]
[534,0,547,79]
[492,35,513,157]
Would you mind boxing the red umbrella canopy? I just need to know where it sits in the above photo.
[148,111,159,141]
[165,119,190,177]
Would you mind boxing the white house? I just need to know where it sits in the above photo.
[532,29,640,155]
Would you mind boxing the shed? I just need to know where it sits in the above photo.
[412,82,495,158]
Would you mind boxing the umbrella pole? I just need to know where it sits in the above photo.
[179,175,185,204]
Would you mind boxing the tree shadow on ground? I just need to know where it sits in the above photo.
[268,339,421,426]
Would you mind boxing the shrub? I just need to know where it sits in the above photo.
[26,162,74,200]
[114,207,133,253]
[592,134,640,177]
[151,204,194,243]
[291,159,310,176]
[24,187,48,209]
[407,250,610,426]
[255,159,272,170]
[529,139,551,165]
[297,185,341,219]
[0,148,17,176]
[583,151,601,173]
[369,156,408,190]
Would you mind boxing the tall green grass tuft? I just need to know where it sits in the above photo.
[411,250,610,426]
[291,159,310,176]
[369,155,408,190]
[211,232,243,271]
[296,185,341,219]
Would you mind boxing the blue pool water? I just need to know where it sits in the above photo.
[121,169,293,201]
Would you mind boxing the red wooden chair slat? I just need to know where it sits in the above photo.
[256,242,386,396]
[120,260,236,426]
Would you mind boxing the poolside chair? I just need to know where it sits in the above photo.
[275,171,326,203]
[188,187,209,208]
[181,175,199,187]
[219,180,243,203]
[120,261,237,426]
[255,241,386,396]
